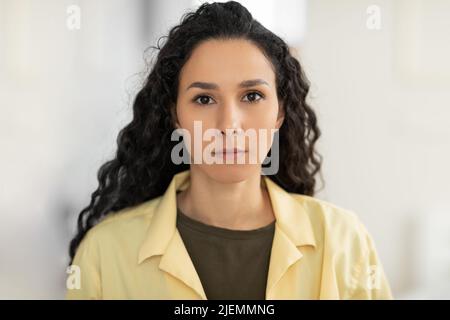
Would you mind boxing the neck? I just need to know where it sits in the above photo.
[176,167,275,230]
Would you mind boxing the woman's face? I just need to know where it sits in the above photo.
[175,39,284,183]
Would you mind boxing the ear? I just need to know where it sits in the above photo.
[275,101,285,130]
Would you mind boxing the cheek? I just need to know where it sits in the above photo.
[176,103,191,128]
[176,102,214,129]
[245,101,280,130]
[243,106,280,158]
[175,104,215,161]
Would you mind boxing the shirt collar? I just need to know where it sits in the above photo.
[138,169,316,265]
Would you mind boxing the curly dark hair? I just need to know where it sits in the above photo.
[68,0,322,264]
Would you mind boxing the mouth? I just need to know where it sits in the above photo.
[212,148,247,155]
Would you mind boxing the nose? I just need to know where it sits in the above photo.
[217,100,242,137]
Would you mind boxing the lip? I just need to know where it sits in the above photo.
[213,149,247,155]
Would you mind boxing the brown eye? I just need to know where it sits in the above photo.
[243,91,264,104]
[193,95,215,105]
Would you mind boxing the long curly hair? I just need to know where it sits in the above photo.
[68,1,322,264]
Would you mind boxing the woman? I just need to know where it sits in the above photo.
[66,1,393,299]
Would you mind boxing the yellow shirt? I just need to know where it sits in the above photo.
[66,169,393,299]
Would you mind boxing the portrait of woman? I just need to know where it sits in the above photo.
[66,1,393,300]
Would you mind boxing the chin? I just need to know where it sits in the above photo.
[195,163,261,184]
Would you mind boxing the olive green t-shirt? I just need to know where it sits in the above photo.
[176,206,276,300]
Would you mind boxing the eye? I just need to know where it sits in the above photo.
[192,91,264,106]
[193,95,215,106]
[242,91,264,104]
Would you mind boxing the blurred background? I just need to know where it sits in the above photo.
[0,0,449,299]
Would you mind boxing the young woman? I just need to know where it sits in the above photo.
[66,1,393,299]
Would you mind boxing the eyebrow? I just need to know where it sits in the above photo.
[186,79,269,91]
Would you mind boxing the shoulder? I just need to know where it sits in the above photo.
[290,194,372,253]
[288,194,393,299]
[291,193,362,229]
[76,196,162,255]
[67,197,163,299]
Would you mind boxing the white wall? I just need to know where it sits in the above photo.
[0,0,150,298]
[301,0,450,298]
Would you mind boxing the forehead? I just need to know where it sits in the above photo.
[179,39,276,89]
